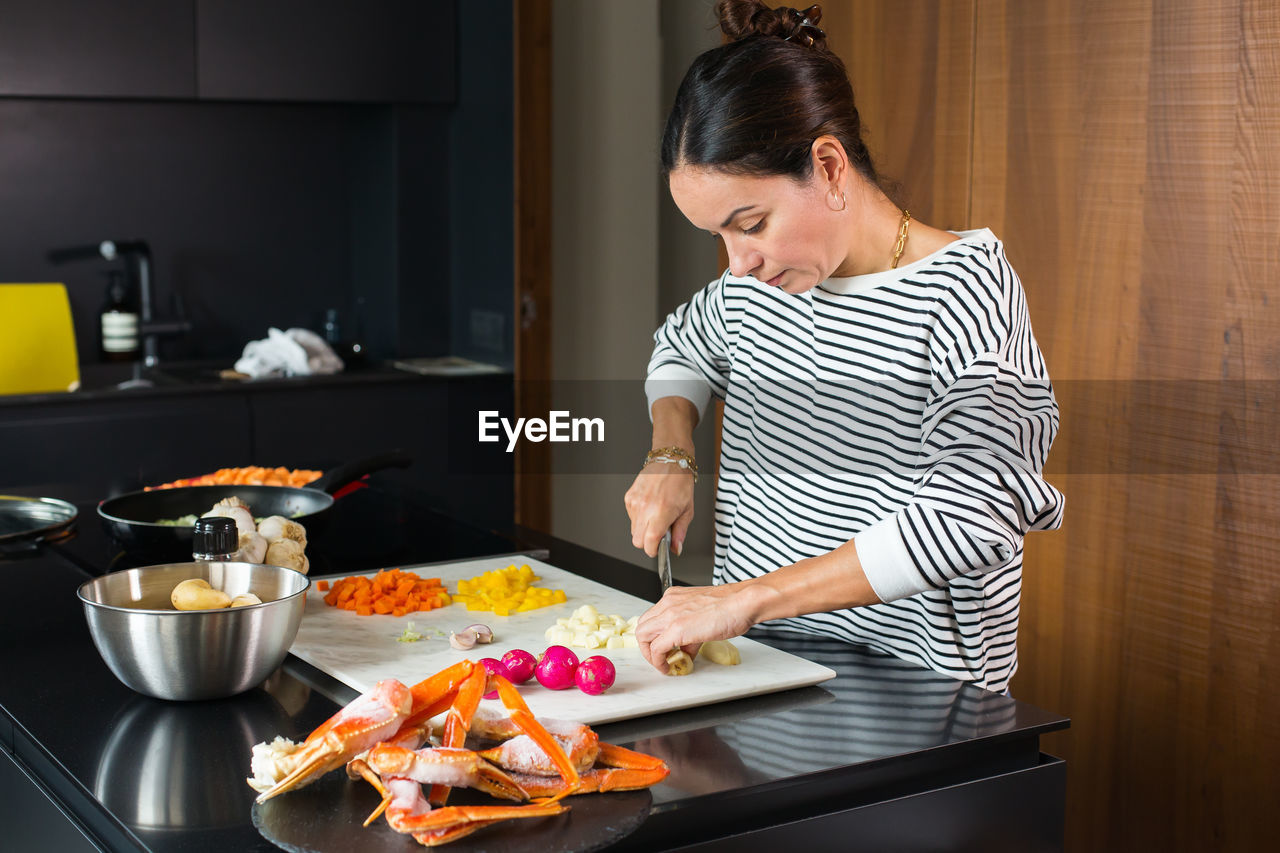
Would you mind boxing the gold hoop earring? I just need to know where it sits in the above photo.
[827,188,847,212]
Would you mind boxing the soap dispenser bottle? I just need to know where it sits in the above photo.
[99,270,139,362]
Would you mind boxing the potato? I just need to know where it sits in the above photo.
[171,578,232,611]
[665,649,694,676]
[545,609,638,650]
[230,593,263,608]
[698,639,741,666]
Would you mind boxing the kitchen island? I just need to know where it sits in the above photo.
[0,484,1068,852]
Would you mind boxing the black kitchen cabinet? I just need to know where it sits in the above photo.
[249,374,512,525]
[0,369,513,527]
[0,748,99,853]
[0,0,455,104]
[0,393,253,499]
[0,0,196,98]
[196,0,456,103]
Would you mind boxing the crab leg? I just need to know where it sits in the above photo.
[597,741,670,771]
[345,721,433,780]
[353,763,566,847]
[251,679,413,803]
[428,669,583,806]
[477,728,599,776]
[367,745,528,802]
[500,740,669,798]
[488,675,582,802]
[426,662,488,804]
[403,660,478,731]
[506,764,670,798]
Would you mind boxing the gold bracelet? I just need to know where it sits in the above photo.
[644,446,698,484]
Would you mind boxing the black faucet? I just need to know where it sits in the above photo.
[48,240,191,367]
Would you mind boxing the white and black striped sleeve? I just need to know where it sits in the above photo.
[645,271,736,420]
[854,250,1065,601]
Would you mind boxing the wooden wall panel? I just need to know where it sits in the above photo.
[823,0,975,229]
[514,0,552,532]
[828,0,1280,850]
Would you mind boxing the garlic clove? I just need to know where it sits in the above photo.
[465,623,494,644]
[449,630,479,651]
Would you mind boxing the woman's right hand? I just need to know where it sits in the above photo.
[624,458,696,558]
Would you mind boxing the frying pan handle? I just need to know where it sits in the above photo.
[311,450,412,495]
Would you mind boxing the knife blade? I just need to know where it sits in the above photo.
[657,530,673,594]
[656,530,694,675]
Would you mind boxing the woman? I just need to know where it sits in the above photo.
[627,1,1064,694]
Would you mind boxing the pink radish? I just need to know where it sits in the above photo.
[479,657,511,699]
[535,645,579,690]
[500,649,538,685]
[575,656,616,695]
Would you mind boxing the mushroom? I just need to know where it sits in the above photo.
[235,532,268,564]
[265,538,308,574]
[202,502,256,538]
[257,516,308,549]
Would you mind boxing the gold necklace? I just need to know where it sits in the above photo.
[890,209,912,269]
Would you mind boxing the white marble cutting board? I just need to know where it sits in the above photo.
[288,555,835,726]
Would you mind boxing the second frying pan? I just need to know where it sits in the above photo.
[98,451,410,560]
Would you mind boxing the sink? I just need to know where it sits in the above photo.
[74,363,188,391]
[141,362,237,385]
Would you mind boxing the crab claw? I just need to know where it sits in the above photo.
[366,745,529,803]
[251,679,413,803]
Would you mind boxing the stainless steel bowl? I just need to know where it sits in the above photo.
[76,562,310,701]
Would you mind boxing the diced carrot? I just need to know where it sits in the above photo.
[320,570,453,617]
[317,580,330,591]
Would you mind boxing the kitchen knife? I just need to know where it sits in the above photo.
[657,530,673,594]
[656,530,694,675]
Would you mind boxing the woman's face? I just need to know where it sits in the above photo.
[668,165,848,294]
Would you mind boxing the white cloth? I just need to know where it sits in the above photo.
[234,328,344,379]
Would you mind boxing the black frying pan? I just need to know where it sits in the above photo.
[98,451,410,560]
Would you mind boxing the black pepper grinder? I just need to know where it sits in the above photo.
[192,516,238,562]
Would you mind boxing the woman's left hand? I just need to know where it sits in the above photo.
[635,581,760,673]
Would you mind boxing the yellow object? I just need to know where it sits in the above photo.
[450,563,565,615]
[0,284,80,395]
[698,639,742,665]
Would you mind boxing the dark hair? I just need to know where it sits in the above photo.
[661,1,878,186]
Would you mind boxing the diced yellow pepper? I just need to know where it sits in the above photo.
[450,566,568,615]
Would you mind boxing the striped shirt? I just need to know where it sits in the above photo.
[645,229,1064,692]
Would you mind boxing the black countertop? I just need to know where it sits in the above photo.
[0,485,1069,852]
[1,359,510,408]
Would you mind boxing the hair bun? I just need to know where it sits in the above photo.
[716,1,827,49]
